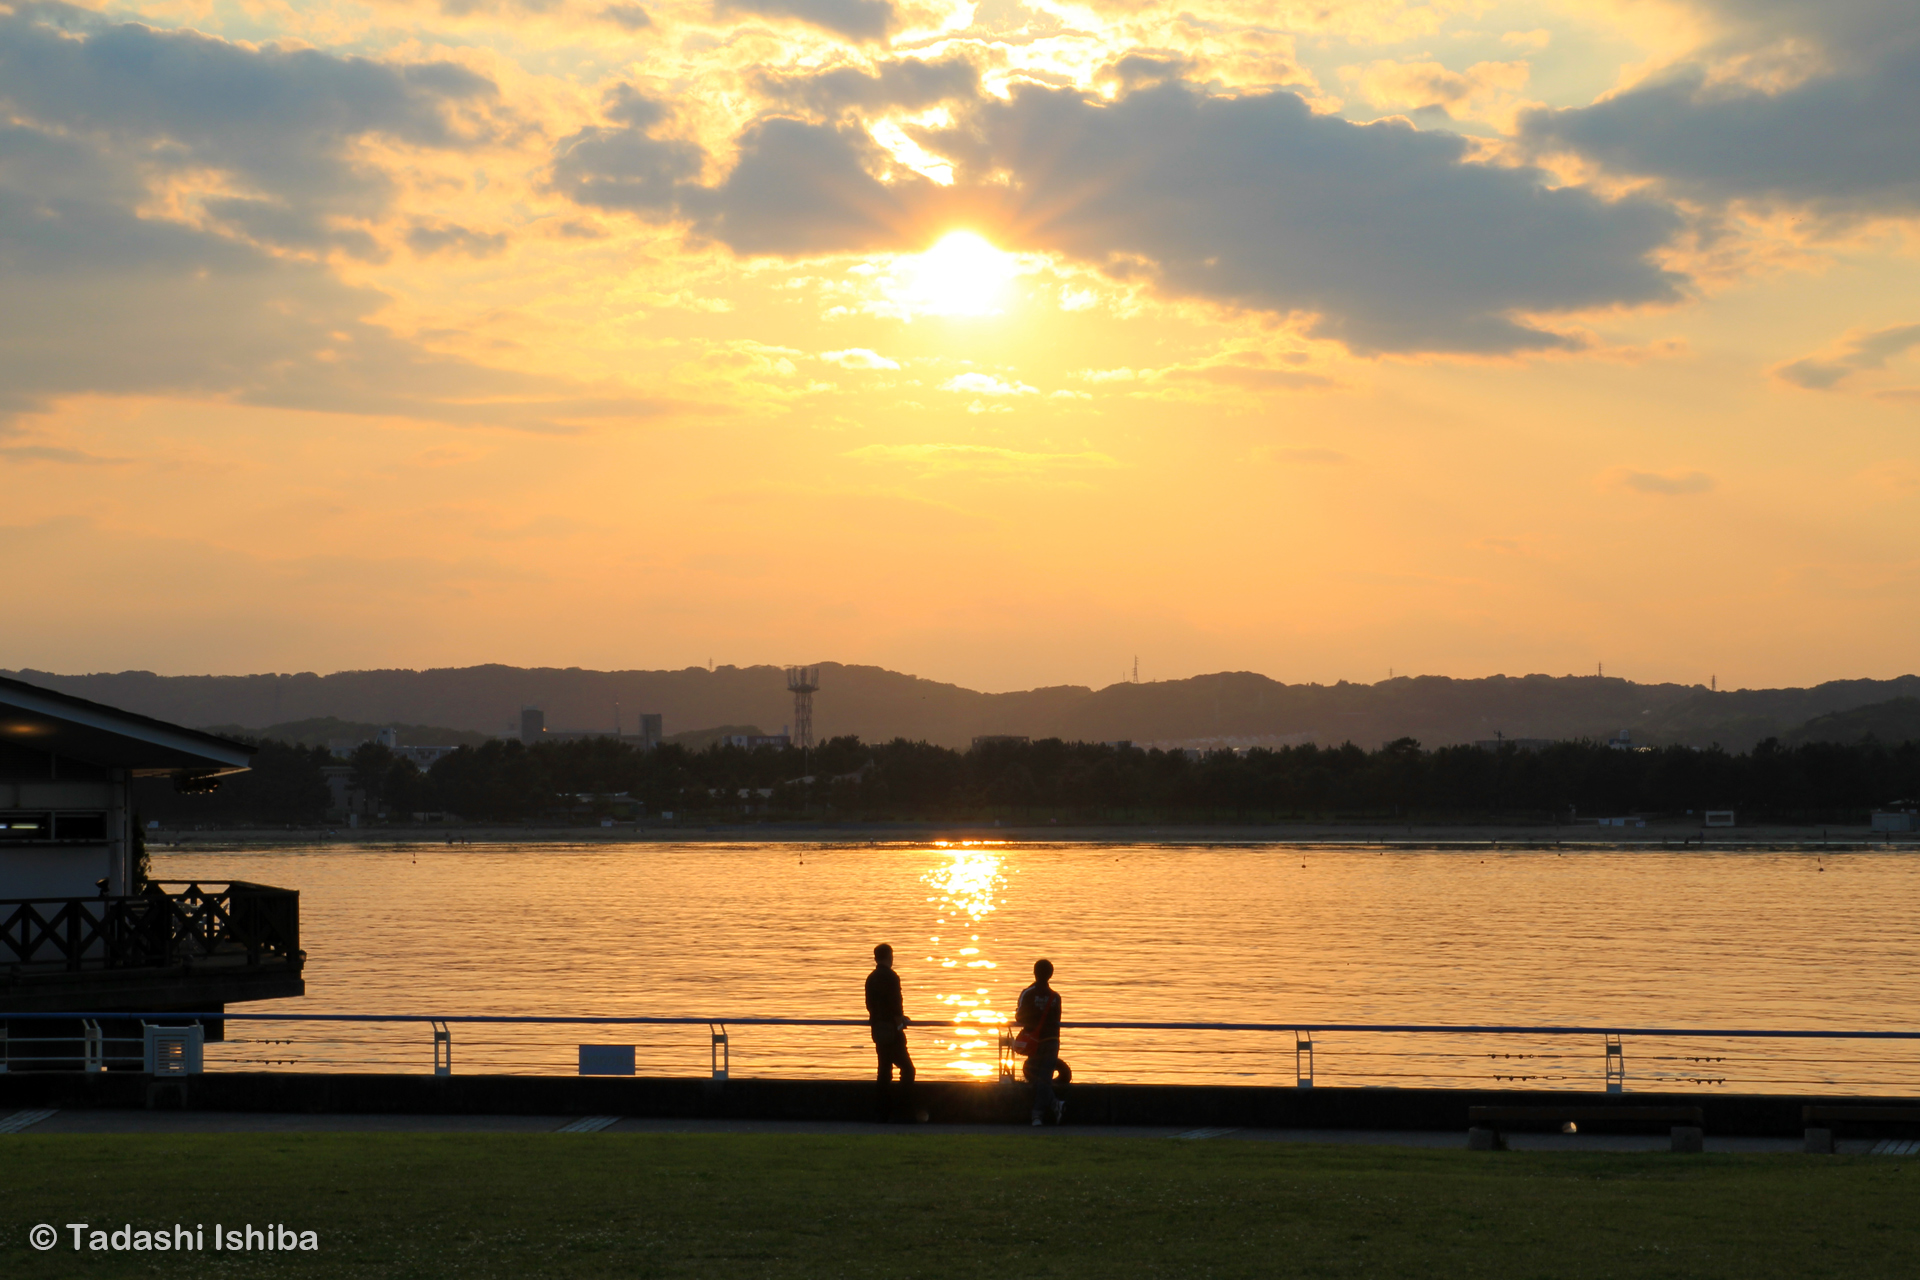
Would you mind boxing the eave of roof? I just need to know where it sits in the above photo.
[0,674,255,775]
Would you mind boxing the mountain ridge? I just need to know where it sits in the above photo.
[10,664,1920,753]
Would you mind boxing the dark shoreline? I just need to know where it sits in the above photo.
[145,820,1919,851]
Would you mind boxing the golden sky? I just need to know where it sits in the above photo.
[3,0,1917,692]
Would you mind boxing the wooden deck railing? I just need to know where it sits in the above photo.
[0,882,301,973]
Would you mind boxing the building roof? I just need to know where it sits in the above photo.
[0,674,255,777]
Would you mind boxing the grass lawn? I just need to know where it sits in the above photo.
[4,1135,1914,1278]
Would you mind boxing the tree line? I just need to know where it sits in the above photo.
[133,732,1920,826]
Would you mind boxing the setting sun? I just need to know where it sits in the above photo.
[904,231,1019,316]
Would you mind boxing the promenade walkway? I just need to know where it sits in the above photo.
[3,1107,1836,1150]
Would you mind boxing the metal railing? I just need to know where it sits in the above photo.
[3,1012,1917,1093]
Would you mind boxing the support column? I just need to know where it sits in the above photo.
[107,767,131,895]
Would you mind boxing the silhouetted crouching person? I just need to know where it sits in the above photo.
[865,943,914,1121]
[1016,958,1064,1126]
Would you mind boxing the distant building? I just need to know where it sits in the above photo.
[722,733,791,750]
[322,764,361,818]
[526,709,662,748]
[1472,737,1556,752]
[325,727,456,770]
[1871,804,1917,833]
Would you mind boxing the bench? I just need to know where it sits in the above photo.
[1801,1105,1920,1154]
[1468,1105,1706,1153]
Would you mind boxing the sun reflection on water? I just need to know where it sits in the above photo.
[921,841,1007,1077]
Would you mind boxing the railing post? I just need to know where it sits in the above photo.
[710,1023,729,1080]
[83,1019,104,1073]
[1296,1030,1314,1088]
[432,1021,452,1076]
[1605,1033,1625,1093]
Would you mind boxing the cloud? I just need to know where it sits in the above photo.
[1522,4,1920,217]
[1777,323,1920,389]
[0,8,668,430]
[548,86,704,213]
[820,348,900,369]
[714,0,895,41]
[754,56,980,116]
[600,3,652,28]
[955,81,1685,355]
[551,73,1687,357]
[0,5,502,241]
[1606,468,1715,495]
[681,117,939,253]
[406,220,510,257]
[845,442,1119,477]
[1340,58,1530,122]
[940,373,1036,396]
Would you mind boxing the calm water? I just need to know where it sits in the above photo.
[153,842,1920,1093]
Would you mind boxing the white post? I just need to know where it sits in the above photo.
[107,768,131,895]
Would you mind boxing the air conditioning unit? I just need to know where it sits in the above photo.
[143,1023,204,1075]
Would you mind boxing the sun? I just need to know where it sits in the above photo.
[904,231,1019,316]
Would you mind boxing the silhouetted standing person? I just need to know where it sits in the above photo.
[1016,958,1064,1126]
[865,943,914,1121]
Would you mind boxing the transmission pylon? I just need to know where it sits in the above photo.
[785,665,821,751]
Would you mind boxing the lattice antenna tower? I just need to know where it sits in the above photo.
[786,665,821,751]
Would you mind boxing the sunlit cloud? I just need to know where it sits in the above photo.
[820,348,902,369]
[939,373,1036,396]
[1776,323,1920,390]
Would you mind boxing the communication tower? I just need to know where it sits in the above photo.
[786,665,821,751]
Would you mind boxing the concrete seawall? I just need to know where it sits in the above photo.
[3,1073,1910,1137]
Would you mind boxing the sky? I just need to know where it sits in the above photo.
[3,0,1918,693]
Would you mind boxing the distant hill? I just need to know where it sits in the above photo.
[7,663,1920,753]
[1638,678,1920,749]
[198,717,497,749]
[1782,698,1920,746]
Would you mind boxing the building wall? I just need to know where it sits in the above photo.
[0,845,114,899]
[0,775,125,899]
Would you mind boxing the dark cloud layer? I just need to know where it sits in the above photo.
[685,117,938,253]
[0,6,498,212]
[1524,0,1920,216]
[0,6,654,430]
[553,77,1684,353]
[964,82,1685,353]
[1524,47,1920,215]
